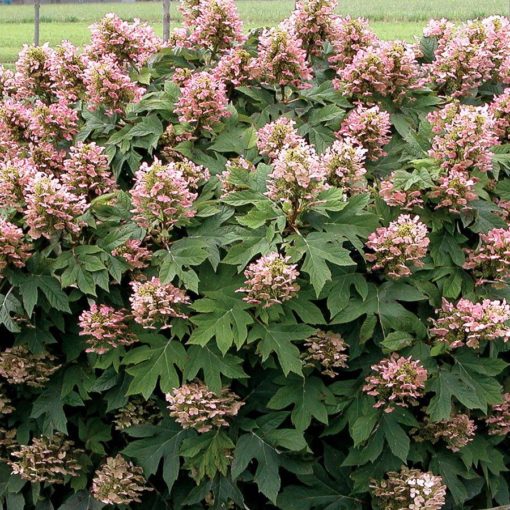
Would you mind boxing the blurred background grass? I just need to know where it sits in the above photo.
[0,0,507,66]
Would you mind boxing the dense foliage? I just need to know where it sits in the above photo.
[0,3,510,509]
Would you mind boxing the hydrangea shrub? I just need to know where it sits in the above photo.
[0,2,510,509]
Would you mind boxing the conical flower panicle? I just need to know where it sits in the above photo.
[24,172,87,240]
[257,117,303,160]
[237,253,300,308]
[91,454,151,505]
[321,137,367,194]
[338,104,391,161]
[129,277,191,330]
[430,298,510,349]
[266,142,326,206]
[114,398,162,431]
[79,304,137,354]
[166,382,243,433]
[9,433,83,484]
[303,330,348,377]
[62,142,116,198]
[253,24,313,88]
[365,214,430,279]
[363,353,427,412]
[0,218,32,276]
[0,346,60,388]
[131,159,197,237]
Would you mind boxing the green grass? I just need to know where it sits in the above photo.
[0,0,507,65]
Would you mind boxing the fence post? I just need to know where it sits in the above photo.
[34,0,40,46]
[163,0,170,42]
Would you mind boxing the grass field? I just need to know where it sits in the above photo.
[0,0,508,66]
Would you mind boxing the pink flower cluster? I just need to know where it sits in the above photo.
[365,214,430,278]
[238,252,300,307]
[363,353,428,412]
[0,219,32,275]
[0,66,14,97]
[430,298,510,349]
[320,138,367,194]
[371,466,446,510]
[2,14,151,122]
[175,71,231,133]
[428,102,498,174]
[62,142,116,198]
[178,0,202,24]
[379,167,478,215]
[266,142,326,206]
[111,239,152,272]
[188,0,245,53]
[131,159,197,239]
[13,44,55,100]
[426,16,510,97]
[24,173,87,240]
[83,56,145,116]
[29,100,79,143]
[256,117,303,159]
[28,141,67,174]
[486,393,510,436]
[129,277,190,329]
[423,18,455,41]
[49,41,87,102]
[338,104,392,161]
[334,41,424,102]
[0,98,33,143]
[253,24,313,89]
[0,97,78,147]
[166,382,244,433]
[427,170,477,212]
[213,47,254,88]
[288,0,339,57]
[328,16,378,69]
[79,304,137,354]
[490,88,510,142]
[463,228,510,285]
[88,13,161,67]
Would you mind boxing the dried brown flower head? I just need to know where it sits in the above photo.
[113,398,162,431]
[9,433,83,483]
[303,330,348,377]
[413,413,476,452]
[91,454,151,505]
[0,346,60,387]
[166,382,244,433]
